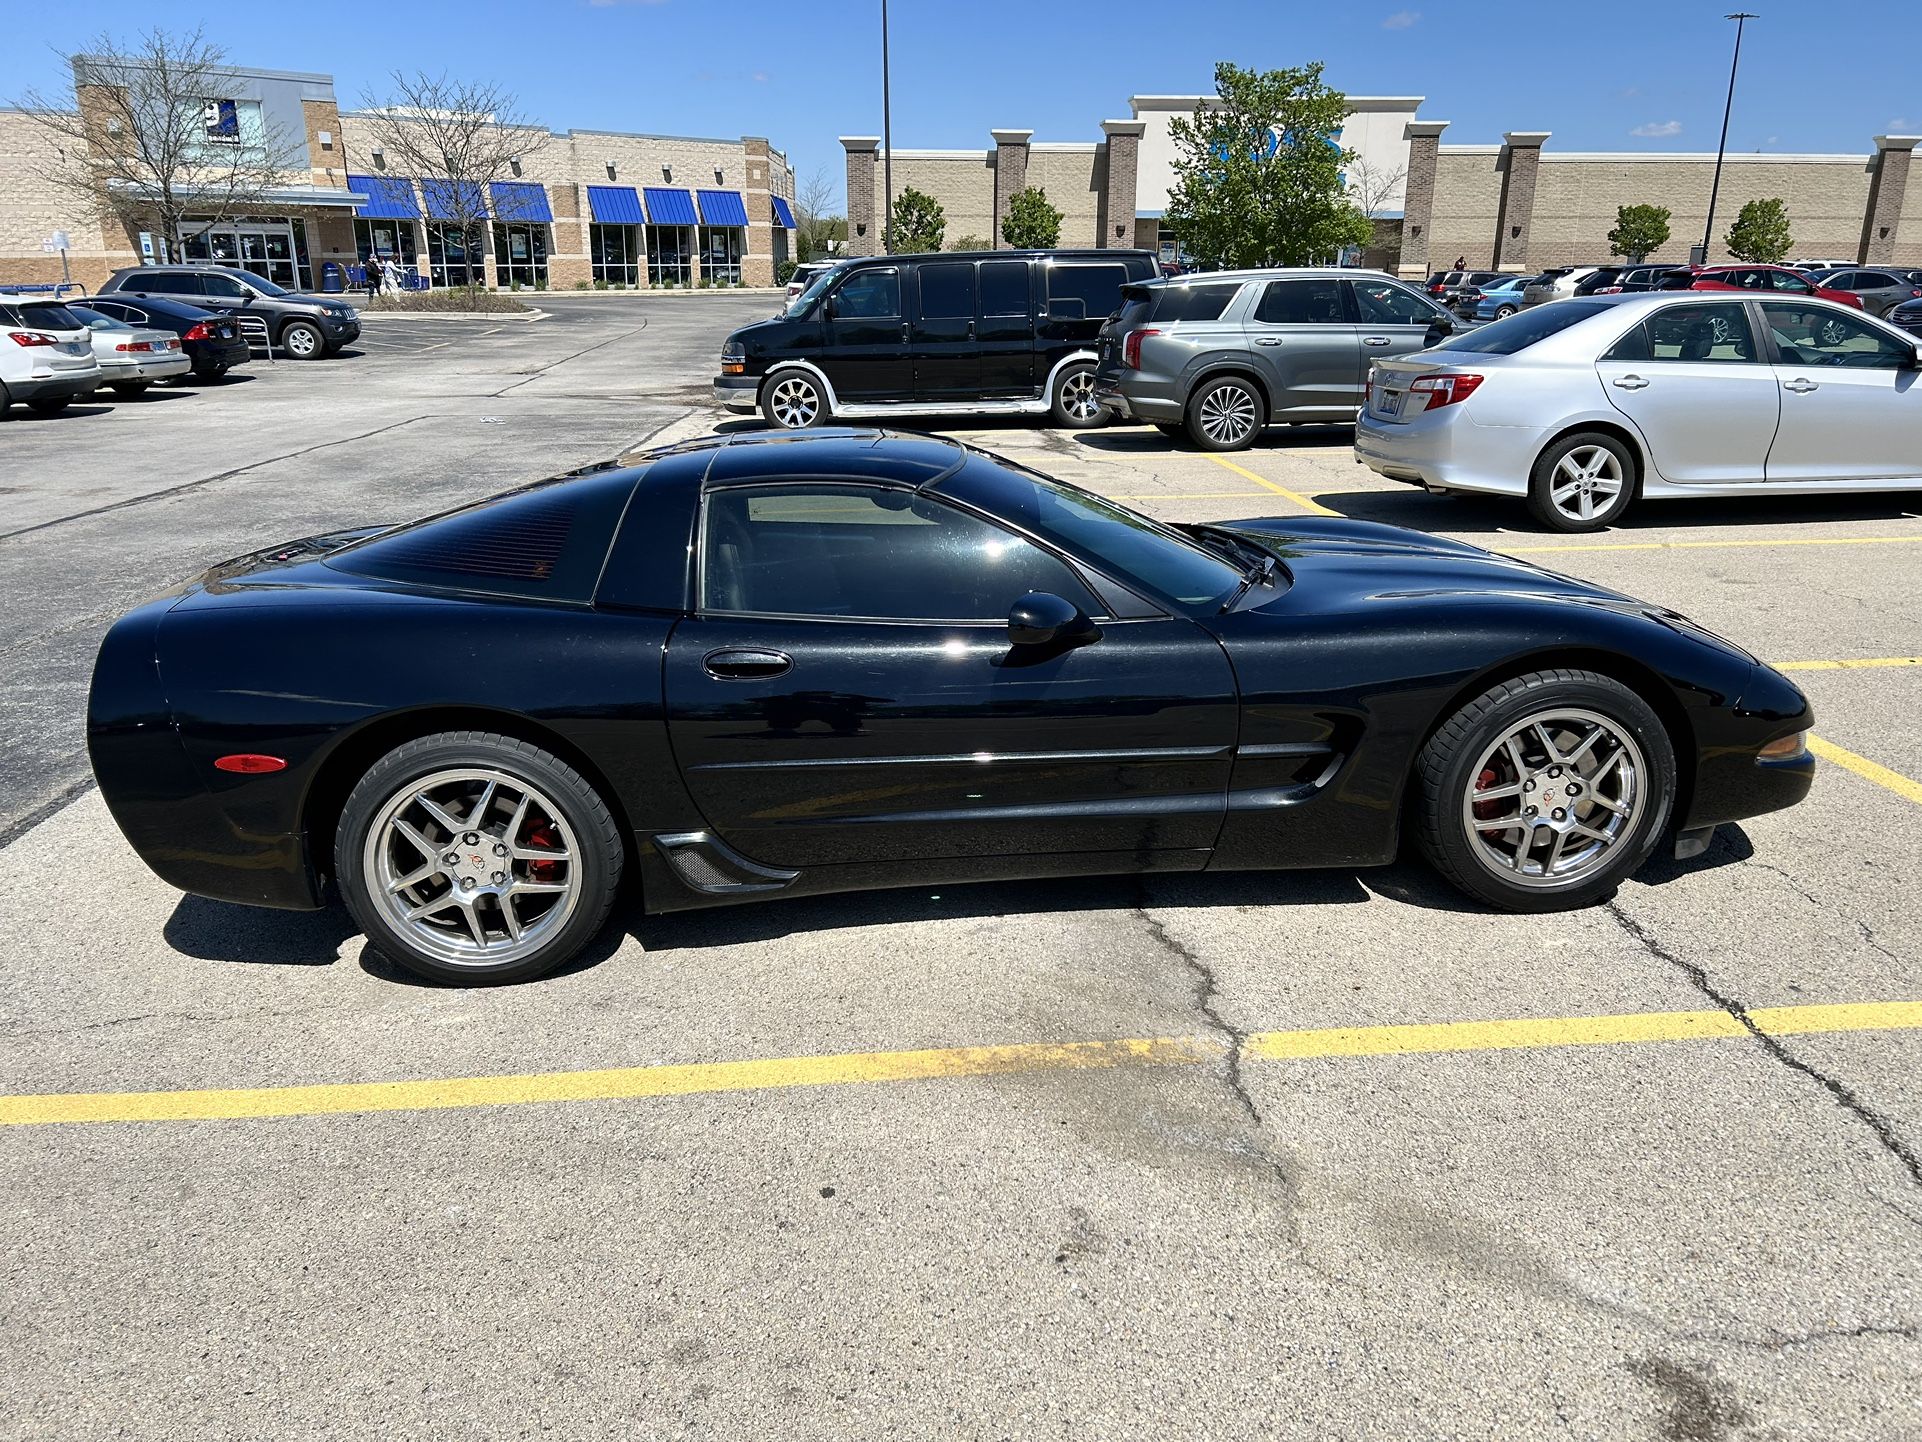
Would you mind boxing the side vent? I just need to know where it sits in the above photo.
[653,831,799,895]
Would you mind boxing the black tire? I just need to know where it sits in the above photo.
[335,731,624,986]
[1414,669,1676,913]
[1526,430,1637,532]
[192,362,229,381]
[1049,363,1106,429]
[110,382,151,397]
[27,397,70,415]
[1184,374,1266,451]
[760,369,828,429]
[280,319,324,359]
[1493,304,1518,319]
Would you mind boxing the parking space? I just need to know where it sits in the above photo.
[5,334,1922,1436]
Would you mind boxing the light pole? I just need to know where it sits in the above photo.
[881,0,894,254]
[1699,12,1757,264]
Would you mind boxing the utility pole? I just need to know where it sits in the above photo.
[881,0,894,254]
[1699,12,1757,264]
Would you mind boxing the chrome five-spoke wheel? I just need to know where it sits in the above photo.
[1549,445,1624,525]
[1461,708,1644,888]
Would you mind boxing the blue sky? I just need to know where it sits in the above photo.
[4,0,1917,206]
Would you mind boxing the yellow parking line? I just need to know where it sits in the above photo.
[6,999,1920,1127]
[1106,492,1261,501]
[1808,735,1922,806]
[1771,657,1922,672]
[1200,454,1338,515]
[1504,535,1922,555]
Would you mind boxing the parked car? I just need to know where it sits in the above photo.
[782,260,840,306]
[0,291,102,416]
[1355,293,1922,531]
[1571,266,1629,296]
[1597,266,1689,294]
[1888,296,1922,339]
[1802,268,1922,318]
[88,428,1815,984]
[66,305,192,395]
[1684,264,1863,312]
[79,294,253,380]
[1788,258,1854,272]
[1457,275,1533,320]
[97,264,361,359]
[1440,270,1517,307]
[1521,266,1613,308]
[716,249,1160,430]
[1425,270,1466,298]
[1092,268,1464,450]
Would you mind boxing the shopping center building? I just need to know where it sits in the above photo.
[843,90,1921,275]
[0,58,797,293]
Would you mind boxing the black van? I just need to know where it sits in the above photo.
[715,249,1159,430]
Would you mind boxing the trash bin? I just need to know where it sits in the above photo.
[320,262,343,293]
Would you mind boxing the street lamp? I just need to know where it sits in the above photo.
[881,0,894,254]
[1698,12,1757,264]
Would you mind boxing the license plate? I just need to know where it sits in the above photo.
[1373,390,1404,418]
[60,340,89,356]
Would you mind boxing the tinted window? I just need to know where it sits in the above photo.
[202,274,251,298]
[1433,300,1611,355]
[18,304,88,330]
[1762,303,1911,369]
[917,262,974,320]
[702,484,1097,621]
[979,260,1029,316]
[1254,278,1346,324]
[68,306,129,330]
[1353,279,1440,325]
[1647,304,1757,363]
[86,300,137,322]
[831,268,899,318]
[1768,270,1813,293]
[131,272,197,295]
[0,304,19,325]
[1601,323,1652,362]
[1046,264,1128,320]
[1152,283,1240,323]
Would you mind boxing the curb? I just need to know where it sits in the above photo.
[549,288,785,299]
[355,308,548,322]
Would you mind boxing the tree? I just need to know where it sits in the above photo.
[1001,186,1062,249]
[1346,156,1407,220]
[889,186,945,253]
[354,71,549,295]
[12,27,302,260]
[1162,61,1372,269]
[792,165,844,261]
[948,234,992,252]
[1607,204,1671,262]
[1725,197,1792,264]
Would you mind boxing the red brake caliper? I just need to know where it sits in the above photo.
[522,819,563,883]
[1471,766,1502,825]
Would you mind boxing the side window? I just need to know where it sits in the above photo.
[1151,283,1241,323]
[1761,303,1912,369]
[916,262,975,321]
[702,484,1100,621]
[203,274,251,299]
[1254,278,1347,324]
[1601,323,1652,362]
[1045,264,1127,321]
[1352,280,1441,326]
[979,261,1030,317]
[830,268,899,319]
[1769,270,1812,294]
[1646,304,1758,363]
[136,272,194,295]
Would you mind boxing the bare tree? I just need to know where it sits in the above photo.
[352,72,550,295]
[13,26,302,258]
[1346,156,1408,220]
[792,165,845,262]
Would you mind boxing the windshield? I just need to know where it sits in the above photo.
[783,266,837,317]
[67,306,129,330]
[934,452,1243,608]
[1433,300,1610,355]
[236,271,288,296]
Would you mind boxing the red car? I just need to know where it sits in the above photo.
[1686,264,1864,308]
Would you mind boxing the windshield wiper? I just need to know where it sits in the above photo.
[1216,548,1277,613]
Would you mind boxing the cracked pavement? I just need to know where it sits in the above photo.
[4,317,1922,1440]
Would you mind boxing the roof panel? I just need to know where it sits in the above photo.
[489,181,554,223]
[641,187,698,227]
[695,189,750,227]
[587,185,646,224]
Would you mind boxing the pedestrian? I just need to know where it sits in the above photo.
[363,251,383,300]
[1453,254,1466,270]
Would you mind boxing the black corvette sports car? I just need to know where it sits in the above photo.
[89,430,1815,985]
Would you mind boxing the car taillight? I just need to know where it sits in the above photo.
[7,331,58,347]
[183,322,212,341]
[1363,365,1377,406]
[1122,327,1159,369]
[114,341,156,353]
[1407,373,1485,411]
[1595,286,1623,294]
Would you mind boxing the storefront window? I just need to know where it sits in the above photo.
[355,219,419,268]
[426,222,485,287]
[590,223,640,287]
[492,222,549,288]
[178,216,309,289]
[699,225,743,285]
[647,224,692,287]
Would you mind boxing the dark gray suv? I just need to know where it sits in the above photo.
[1092,268,1463,450]
[97,265,361,359]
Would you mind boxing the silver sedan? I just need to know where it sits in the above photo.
[1354,292,1922,531]
[68,304,192,396]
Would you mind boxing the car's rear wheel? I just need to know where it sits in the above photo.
[1815,315,1852,347]
[1185,375,1265,451]
[1415,670,1675,912]
[761,370,827,429]
[1050,363,1106,429]
[336,731,624,985]
[1526,431,1636,532]
[1493,304,1518,319]
[110,382,150,396]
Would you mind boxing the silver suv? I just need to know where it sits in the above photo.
[1521,265,1610,309]
[1092,268,1464,450]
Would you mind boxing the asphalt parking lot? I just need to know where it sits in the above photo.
[4,301,1921,1440]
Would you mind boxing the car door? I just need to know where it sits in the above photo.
[974,258,1035,397]
[1758,301,1922,483]
[819,266,909,401]
[193,272,253,316]
[663,480,1238,869]
[1596,301,1779,484]
[1350,277,1452,374]
[1243,276,1361,417]
[910,260,979,400]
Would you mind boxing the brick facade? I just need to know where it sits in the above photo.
[990,130,1031,247]
[1493,132,1548,271]
[1861,137,1918,267]
[1396,121,1448,277]
[1097,120,1142,248]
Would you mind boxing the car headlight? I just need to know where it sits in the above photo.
[1759,731,1808,760]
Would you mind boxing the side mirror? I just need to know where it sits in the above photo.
[1425,315,1455,342]
[823,293,841,321]
[1008,592,1101,649]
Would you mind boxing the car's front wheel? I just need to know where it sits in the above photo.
[1527,431,1636,532]
[336,731,624,985]
[1050,363,1106,429]
[111,382,150,397]
[761,370,827,429]
[281,320,324,359]
[1415,670,1675,912]
[1185,375,1265,451]
[1494,304,1518,319]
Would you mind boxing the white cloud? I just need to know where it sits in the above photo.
[1382,9,1420,28]
[1631,120,1682,139]
[753,71,769,83]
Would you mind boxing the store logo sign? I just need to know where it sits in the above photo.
[203,99,240,144]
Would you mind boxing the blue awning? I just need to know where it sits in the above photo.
[489,182,553,223]
[347,174,420,219]
[770,195,797,230]
[642,186,697,227]
[420,178,487,220]
[696,189,750,227]
[588,185,645,224]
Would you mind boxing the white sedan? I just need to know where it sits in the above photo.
[1354,292,1922,531]
[69,303,192,396]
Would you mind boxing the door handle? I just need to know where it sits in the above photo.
[1783,377,1818,393]
[1361,336,1391,347]
[1254,336,1283,347]
[703,648,792,680]
[1612,374,1650,390]
[901,322,910,342]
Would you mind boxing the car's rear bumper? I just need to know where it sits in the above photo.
[188,338,252,369]
[10,370,103,402]
[714,374,760,411]
[1353,407,1540,499]
[1093,373,1183,423]
[102,353,192,382]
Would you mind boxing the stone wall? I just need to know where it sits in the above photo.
[1427,149,1505,271]
[1025,147,1103,248]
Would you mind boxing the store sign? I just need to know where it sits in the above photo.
[203,98,240,144]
